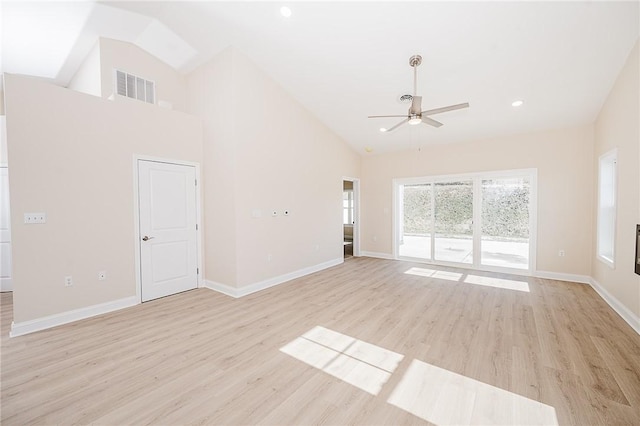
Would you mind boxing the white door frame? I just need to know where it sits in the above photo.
[343,176,361,257]
[133,155,204,303]
[0,164,12,292]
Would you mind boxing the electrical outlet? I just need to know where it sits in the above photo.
[558,250,565,257]
[267,254,273,262]
[64,276,73,287]
[98,271,107,281]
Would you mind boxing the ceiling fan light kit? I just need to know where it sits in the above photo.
[369,54,469,132]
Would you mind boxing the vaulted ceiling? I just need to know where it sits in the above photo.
[2,1,638,154]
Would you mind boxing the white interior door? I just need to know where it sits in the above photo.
[138,160,198,302]
[0,167,12,291]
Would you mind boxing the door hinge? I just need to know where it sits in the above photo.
[195,179,198,186]
[197,267,199,275]
[196,224,198,230]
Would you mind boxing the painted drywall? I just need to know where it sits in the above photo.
[99,38,187,112]
[68,41,101,97]
[231,51,360,287]
[593,40,640,317]
[0,89,5,115]
[186,49,238,287]
[361,125,594,276]
[4,74,202,323]
[186,47,360,289]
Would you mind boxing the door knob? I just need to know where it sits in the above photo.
[142,236,155,241]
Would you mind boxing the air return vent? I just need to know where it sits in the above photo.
[115,70,155,104]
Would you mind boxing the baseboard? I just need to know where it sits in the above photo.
[588,277,640,335]
[204,257,344,298]
[10,296,138,338]
[360,251,395,260]
[203,280,239,298]
[534,270,591,284]
[0,278,13,292]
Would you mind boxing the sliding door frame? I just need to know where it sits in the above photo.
[393,168,537,276]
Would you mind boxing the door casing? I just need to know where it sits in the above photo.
[133,155,203,303]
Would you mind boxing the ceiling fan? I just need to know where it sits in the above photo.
[368,55,469,132]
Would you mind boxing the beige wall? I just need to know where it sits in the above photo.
[68,41,101,97]
[593,40,640,318]
[186,49,238,287]
[231,51,360,287]
[361,125,594,276]
[4,74,202,323]
[99,38,187,112]
[187,48,361,289]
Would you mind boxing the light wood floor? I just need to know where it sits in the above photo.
[1,257,639,425]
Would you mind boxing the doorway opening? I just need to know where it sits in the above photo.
[343,178,360,259]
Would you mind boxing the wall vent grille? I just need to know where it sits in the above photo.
[115,70,155,104]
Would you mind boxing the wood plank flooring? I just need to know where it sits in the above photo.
[1,257,639,425]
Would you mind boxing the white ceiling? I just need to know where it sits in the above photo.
[2,1,638,154]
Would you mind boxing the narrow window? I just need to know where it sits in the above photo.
[597,149,617,267]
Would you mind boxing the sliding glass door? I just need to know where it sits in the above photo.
[481,177,530,270]
[434,181,473,264]
[399,184,432,259]
[396,170,535,273]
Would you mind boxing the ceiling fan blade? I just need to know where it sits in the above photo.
[385,118,409,132]
[422,116,443,128]
[409,96,422,115]
[422,102,469,116]
[368,114,409,119]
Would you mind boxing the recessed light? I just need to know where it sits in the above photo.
[365,147,374,153]
[512,100,524,107]
[379,127,387,132]
[280,6,292,18]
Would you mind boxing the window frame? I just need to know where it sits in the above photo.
[596,148,617,269]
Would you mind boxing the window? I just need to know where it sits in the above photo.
[343,190,354,225]
[597,149,617,267]
[115,70,155,104]
[396,169,536,273]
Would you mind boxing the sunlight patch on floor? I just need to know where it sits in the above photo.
[404,267,530,292]
[280,326,404,395]
[388,359,558,426]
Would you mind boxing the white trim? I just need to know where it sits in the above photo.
[361,251,395,260]
[0,278,12,292]
[533,270,591,284]
[203,280,239,298]
[10,296,138,338]
[133,155,204,303]
[204,258,344,298]
[342,177,361,257]
[589,277,640,335]
[596,148,617,269]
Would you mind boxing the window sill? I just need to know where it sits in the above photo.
[597,254,615,269]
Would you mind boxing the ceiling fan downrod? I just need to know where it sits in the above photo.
[409,54,422,96]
